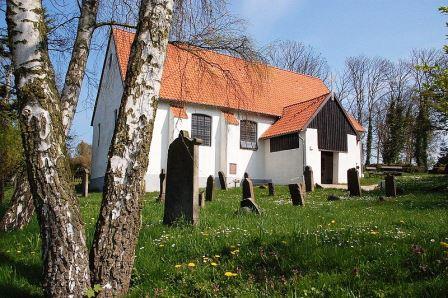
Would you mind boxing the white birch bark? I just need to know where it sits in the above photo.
[7,0,91,295]
[90,0,174,295]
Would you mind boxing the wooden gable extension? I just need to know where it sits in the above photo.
[308,98,357,152]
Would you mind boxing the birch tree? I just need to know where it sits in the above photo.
[7,0,91,295]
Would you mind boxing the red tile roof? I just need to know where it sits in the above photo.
[347,114,365,132]
[223,112,239,125]
[170,106,188,119]
[261,93,330,139]
[111,28,329,118]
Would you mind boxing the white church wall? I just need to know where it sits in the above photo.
[334,134,362,183]
[305,128,322,185]
[264,131,305,185]
[91,37,124,190]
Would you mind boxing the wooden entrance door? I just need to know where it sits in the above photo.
[321,151,333,184]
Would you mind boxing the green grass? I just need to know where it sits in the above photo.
[0,175,447,297]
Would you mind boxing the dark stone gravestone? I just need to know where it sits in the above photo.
[347,168,362,197]
[199,191,205,208]
[240,178,261,214]
[205,175,214,201]
[218,171,227,190]
[157,169,166,202]
[445,164,448,175]
[385,174,396,197]
[304,166,314,192]
[289,183,305,206]
[163,131,202,225]
[268,182,275,196]
[244,172,249,179]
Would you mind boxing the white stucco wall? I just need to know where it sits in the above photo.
[264,131,305,185]
[305,128,322,185]
[91,37,123,185]
[334,134,362,183]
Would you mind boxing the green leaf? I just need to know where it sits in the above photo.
[85,288,95,298]
[93,284,103,293]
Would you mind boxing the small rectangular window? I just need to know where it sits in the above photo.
[191,114,212,146]
[270,133,299,152]
[97,123,101,147]
[240,120,257,150]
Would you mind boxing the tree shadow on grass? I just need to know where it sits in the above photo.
[0,252,42,297]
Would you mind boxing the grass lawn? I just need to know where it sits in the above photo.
[0,175,447,297]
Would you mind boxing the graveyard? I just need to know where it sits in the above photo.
[0,173,447,297]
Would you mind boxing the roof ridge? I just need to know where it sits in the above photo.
[111,26,325,83]
[282,93,330,111]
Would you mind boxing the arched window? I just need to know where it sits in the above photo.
[191,114,212,146]
[240,120,257,150]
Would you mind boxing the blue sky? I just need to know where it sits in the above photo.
[71,0,446,144]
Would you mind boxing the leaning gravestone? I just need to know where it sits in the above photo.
[81,168,89,197]
[239,178,261,214]
[163,131,202,225]
[244,172,249,179]
[289,183,305,206]
[268,182,275,196]
[157,169,166,202]
[218,171,227,190]
[347,168,362,197]
[206,175,214,201]
[385,174,396,197]
[303,166,314,192]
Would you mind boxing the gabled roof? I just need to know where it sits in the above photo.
[110,27,329,117]
[261,93,330,139]
[347,114,365,133]
[261,93,366,139]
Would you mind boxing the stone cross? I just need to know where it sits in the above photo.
[303,166,314,192]
[268,182,275,196]
[385,174,396,197]
[289,183,305,206]
[240,178,260,214]
[81,168,89,197]
[163,131,202,225]
[218,171,227,190]
[158,169,166,202]
[206,175,214,201]
[347,168,362,197]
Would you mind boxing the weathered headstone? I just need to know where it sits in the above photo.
[303,166,314,192]
[244,172,249,179]
[347,168,362,197]
[163,131,202,225]
[199,191,205,208]
[239,178,261,214]
[157,169,166,202]
[218,171,227,190]
[81,168,89,197]
[242,178,254,200]
[385,174,396,197]
[289,183,305,206]
[444,164,448,175]
[268,182,275,196]
[205,175,214,201]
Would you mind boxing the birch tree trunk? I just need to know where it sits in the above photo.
[0,0,99,232]
[90,0,174,295]
[7,0,91,295]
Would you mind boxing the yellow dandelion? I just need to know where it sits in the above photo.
[281,241,287,244]
[187,262,196,267]
[399,220,405,224]
[159,244,165,247]
[211,262,218,267]
[174,264,182,269]
[230,249,239,255]
[224,271,238,277]
[370,231,379,235]
[440,242,448,249]
[331,220,336,224]
[214,255,221,258]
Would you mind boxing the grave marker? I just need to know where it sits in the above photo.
[240,178,260,214]
[163,131,202,225]
[206,175,214,201]
[304,166,314,192]
[268,182,275,196]
[289,183,305,206]
[158,169,166,202]
[347,168,362,197]
[385,174,396,197]
[218,171,227,190]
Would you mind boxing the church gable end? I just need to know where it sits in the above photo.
[308,99,356,152]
